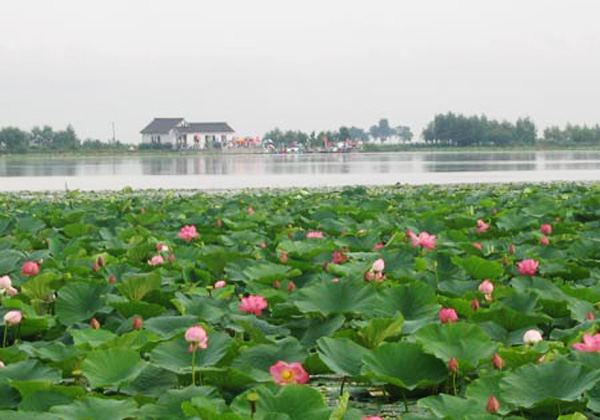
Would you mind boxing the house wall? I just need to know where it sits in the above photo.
[141,131,177,145]
[185,132,236,149]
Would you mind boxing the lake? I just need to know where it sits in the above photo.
[1,150,600,191]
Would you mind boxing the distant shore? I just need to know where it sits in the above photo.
[0,142,599,159]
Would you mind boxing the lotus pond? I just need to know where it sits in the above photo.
[3,184,600,420]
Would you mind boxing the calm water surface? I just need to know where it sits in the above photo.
[1,151,600,191]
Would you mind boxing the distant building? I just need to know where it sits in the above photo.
[140,118,235,149]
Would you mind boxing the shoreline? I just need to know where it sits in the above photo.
[1,144,600,160]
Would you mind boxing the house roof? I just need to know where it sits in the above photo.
[140,118,184,134]
[179,122,235,133]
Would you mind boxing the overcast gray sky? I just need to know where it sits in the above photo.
[1,0,599,143]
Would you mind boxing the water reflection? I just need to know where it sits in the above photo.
[1,151,600,179]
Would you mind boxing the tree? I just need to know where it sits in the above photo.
[369,118,394,143]
[50,125,79,150]
[0,127,29,153]
[395,125,413,142]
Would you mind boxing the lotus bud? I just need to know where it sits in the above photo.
[168,254,176,264]
[4,310,22,326]
[478,280,494,295]
[540,224,552,235]
[90,318,100,330]
[470,298,480,310]
[448,357,459,373]
[372,258,385,273]
[108,273,117,284]
[523,329,543,344]
[214,280,226,289]
[92,261,100,271]
[273,280,281,289]
[133,316,143,330]
[492,353,505,370]
[439,308,458,324]
[215,218,223,228]
[508,244,516,255]
[540,236,549,246]
[586,312,596,321]
[486,395,500,414]
[287,281,296,292]
[279,251,289,264]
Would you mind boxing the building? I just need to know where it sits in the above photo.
[140,118,235,149]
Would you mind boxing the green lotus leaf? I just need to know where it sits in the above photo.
[50,396,139,420]
[418,394,484,419]
[317,337,368,378]
[232,385,331,420]
[295,279,377,316]
[241,261,301,284]
[55,282,109,325]
[452,255,503,279]
[233,337,306,380]
[377,282,440,333]
[139,385,218,418]
[149,331,232,374]
[500,358,600,409]
[361,342,447,390]
[0,411,62,420]
[117,272,161,301]
[0,360,61,382]
[82,348,146,389]
[143,315,200,339]
[71,328,118,348]
[465,374,514,415]
[356,316,404,349]
[123,364,178,397]
[415,322,496,369]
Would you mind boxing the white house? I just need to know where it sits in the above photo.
[140,118,235,149]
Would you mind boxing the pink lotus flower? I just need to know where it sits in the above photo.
[331,251,348,265]
[472,242,483,250]
[178,225,199,242]
[540,236,549,246]
[586,312,596,321]
[3,310,22,326]
[0,276,12,291]
[306,231,324,239]
[21,261,40,276]
[239,295,268,316]
[156,243,170,252]
[269,361,309,385]
[373,243,385,250]
[372,258,385,272]
[185,325,208,350]
[214,280,226,289]
[477,219,490,233]
[411,231,437,250]
[0,361,4,368]
[478,280,494,295]
[247,206,255,216]
[517,259,539,276]
[5,287,18,296]
[439,308,458,324]
[331,278,340,283]
[406,229,418,240]
[362,417,383,420]
[148,255,165,266]
[573,333,600,352]
[540,224,552,235]
[523,329,543,344]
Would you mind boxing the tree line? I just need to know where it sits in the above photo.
[264,119,413,147]
[0,125,127,153]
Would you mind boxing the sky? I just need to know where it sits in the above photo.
[1,0,599,143]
